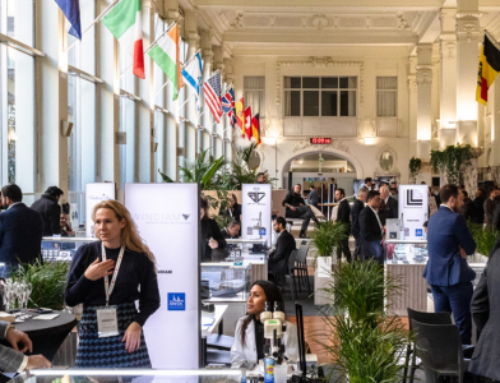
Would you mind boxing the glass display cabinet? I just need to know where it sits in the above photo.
[201,263,251,303]
[41,237,98,262]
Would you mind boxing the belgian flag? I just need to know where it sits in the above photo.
[476,31,500,105]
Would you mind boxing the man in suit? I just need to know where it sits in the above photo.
[283,184,320,238]
[0,185,44,277]
[378,184,398,226]
[484,188,500,227]
[268,216,297,280]
[359,190,384,264]
[221,221,241,239]
[389,181,398,201]
[351,187,368,261]
[423,184,477,345]
[0,320,51,372]
[459,189,476,222]
[335,188,352,263]
[308,185,319,208]
[31,186,63,237]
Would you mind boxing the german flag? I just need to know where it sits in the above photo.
[251,113,261,145]
[477,31,500,105]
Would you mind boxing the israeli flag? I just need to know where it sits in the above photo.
[55,0,82,40]
[181,52,203,112]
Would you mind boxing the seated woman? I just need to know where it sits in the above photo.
[200,197,227,262]
[231,280,298,368]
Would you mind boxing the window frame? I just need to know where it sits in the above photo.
[376,76,398,118]
[283,76,358,118]
[243,76,265,118]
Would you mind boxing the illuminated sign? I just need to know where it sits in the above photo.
[310,137,331,144]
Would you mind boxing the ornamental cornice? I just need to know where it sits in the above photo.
[455,12,483,19]
[276,58,364,107]
[415,65,433,70]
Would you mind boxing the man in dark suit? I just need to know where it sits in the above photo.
[283,184,320,238]
[459,189,476,222]
[335,188,352,263]
[31,186,63,236]
[221,221,241,239]
[0,320,51,372]
[469,248,500,381]
[351,187,368,261]
[359,190,384,264]
[378,184,398,226]
[268,216,297,280]
[0,185,44,277]
[471,188,486,224]
[308,185,319,208]
[423,184,477,345]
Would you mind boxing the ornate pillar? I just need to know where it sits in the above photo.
[200,29,214,151]
[439,8,458,148]
[408,57,418,164]
[416,44,433,161]
[455,0,481,146]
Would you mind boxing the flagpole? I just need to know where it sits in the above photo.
[143,22,177,55]
[182,49,202,69]
[154,78,172,97]
[64,0,121,52]
[117,63,133,79]
[177,93,196,109]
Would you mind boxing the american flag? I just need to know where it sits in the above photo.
[203,72,223,123]
[222,85,236,127]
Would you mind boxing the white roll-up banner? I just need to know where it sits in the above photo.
[85,183,116,237]
[125,183,200,369]
[398,185,429,241]
[242,184,272,247]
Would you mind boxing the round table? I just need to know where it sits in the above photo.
[3,311,77,362]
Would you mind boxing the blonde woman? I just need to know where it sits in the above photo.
[65,200,160,368]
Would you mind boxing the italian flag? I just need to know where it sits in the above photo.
[102,0,145,79]
[147,24,184,100]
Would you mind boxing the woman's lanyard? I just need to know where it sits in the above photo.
[101,243,125,307]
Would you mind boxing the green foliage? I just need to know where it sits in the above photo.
[408,157,422,183]
[203,189,231,230]
[430,144,473,184]
[310,221,348,257]
[315,261,410,383]
[12,258,70,310]
[467,221,499,256]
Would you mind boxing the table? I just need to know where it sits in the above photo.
[201,304,228,337]
[5,310,77,362]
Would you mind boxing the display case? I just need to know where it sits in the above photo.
[14,369,242,383]
[201,262,251,303]
[384,239,487,315]
[41,237,98,262]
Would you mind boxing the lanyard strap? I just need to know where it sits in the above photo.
[101,243,125,306]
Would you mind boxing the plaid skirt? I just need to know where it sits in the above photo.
[76,302,152,368]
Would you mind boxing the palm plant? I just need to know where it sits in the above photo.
[12,258,70,310]
[310,221,348,259]
[467,221,499,256]
[315,261,410,383]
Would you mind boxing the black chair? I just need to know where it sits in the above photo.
[285,249,299,300]
[292,245,312,294]
[411,319,470,383]
[206,334,234,351]
[202,336,232,366]
[404,308,452,383]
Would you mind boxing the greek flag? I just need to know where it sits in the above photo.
[181,52,203,111]
[55,0,82,40]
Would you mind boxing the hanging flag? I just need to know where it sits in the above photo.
[102,0,145,79]
[181,52,202,108]
[222,85,236,127]
[251,113,261,145]
[476,31,500,105]
[244,107,252,140]
[235,97,245,137]
[203,72,223,123]
[55,0,82,39]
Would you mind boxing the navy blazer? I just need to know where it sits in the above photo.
[0,203,43,266]
[351,199,364,237]
[423,206,476,286]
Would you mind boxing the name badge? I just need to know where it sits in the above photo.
[96,306,119,338]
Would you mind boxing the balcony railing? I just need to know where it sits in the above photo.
[282,117,358,138]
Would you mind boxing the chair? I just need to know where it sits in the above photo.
[206,334,234,351]
[202,336,232,367]
[285,249,299,300]
[404,308,452,383]
[293,245,312,294]
[411,320,470,383]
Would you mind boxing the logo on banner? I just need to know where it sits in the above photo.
[167,293,186,311]
[248,187,266,203]
[132,213,192,224]
[404,189,423,208]
[182,214,190,221]
[416,228,423,237]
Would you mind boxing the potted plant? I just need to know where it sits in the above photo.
[408,157,422,184]
[315,261,410,383]
[467,221,498,262]
[430,144,473,184]
[310,221,347,305]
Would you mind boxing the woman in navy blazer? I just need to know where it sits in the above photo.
[423,185,476,344]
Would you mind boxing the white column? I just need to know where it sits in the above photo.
[36,2,69,196]
[416,44,433,160]
[455,0,481,146]
[200,29,214,152]
[439,8,458,148]
[407,57,418,162]
[213,45,224,157]
[224,57,235,161]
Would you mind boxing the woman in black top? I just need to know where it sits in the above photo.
[200,197,227,262]
[65,200,160,368]
[226,194,242,223]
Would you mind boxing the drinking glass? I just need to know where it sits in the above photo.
[17,281,26,311]
[23,282,32,310]
[2,280,10,311]
[11,282,20,310]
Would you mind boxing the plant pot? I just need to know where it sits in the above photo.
[316,255,334,277]
[469,252,488,264]
[314,250,337,305]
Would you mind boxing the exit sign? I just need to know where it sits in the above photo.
[310,137,331,144]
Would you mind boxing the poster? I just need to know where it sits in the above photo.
[85,183,116,237]
[125,183,200,369]
[242,184,272,247]
[398,185,429,241]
